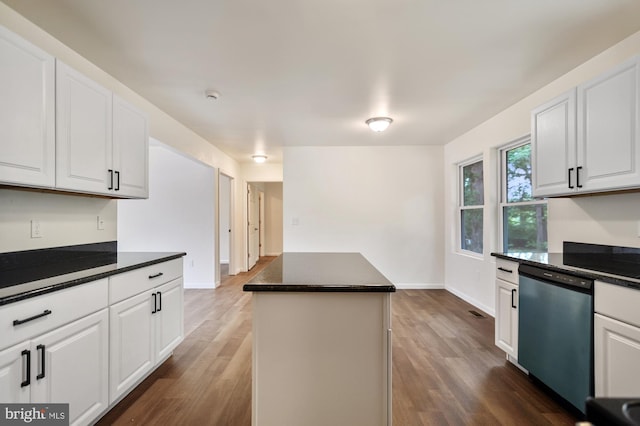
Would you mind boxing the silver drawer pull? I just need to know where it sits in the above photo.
[13,310,52,326]
[149,272,164,279]
[497,267,513,274]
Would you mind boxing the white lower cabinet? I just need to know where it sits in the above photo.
[594,313,640,397]
[0,309,108,426]
[0,257,184,426]
[109,290,155,403]
[494,258,519,360]
[0,342,30,403]
[495,279,518,358]
[109,276,184,404]
[594,280,640,397]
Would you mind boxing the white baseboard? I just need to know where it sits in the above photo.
[265,252,282,256]
[445,286,495,317]
[184,282,215,289]
[395,283,445,290]
[220,260,229,264]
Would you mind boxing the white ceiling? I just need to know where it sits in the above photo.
[4,0,640,163]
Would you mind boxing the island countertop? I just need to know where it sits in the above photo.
[243,252,396,293]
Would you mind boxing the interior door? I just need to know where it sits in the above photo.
[248,184,260,270]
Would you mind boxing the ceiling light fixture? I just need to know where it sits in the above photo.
[366,116,393,132]
[252,154,267,163]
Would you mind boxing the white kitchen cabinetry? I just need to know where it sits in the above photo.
[532,56,640,197]
[594,281,640,397]
[112,95,149,198]
[109,259,184,403]
[494,258,519,358]
[56,61,112,195]
[0,25,55,188]
[0,342,30,403]
[531,90,577,197]
[56,61,148,198]
[0,280,108,426]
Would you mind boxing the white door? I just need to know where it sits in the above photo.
[109,291,154,403]
[577,56,640,193]
[594,313,640,397]
[31,309,109,426]
[56,61,113,195]
[0,26,55,188]
[0,341,31,403]
[113,94,149,198]
[155,278,184,361]
[531,89,577,197]
[495,279,518,358]
[248,184,260,270]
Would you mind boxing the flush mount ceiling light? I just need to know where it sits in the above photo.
[252,154,268,163]
[366,117,393,132]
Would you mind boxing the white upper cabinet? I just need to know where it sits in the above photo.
[532,89,577,197]
[113,95,148,198]
[0,26,55,188]
[56,61,113,195]
[532,56,640,197]
[577,56,640,192]
[56,61,148,198]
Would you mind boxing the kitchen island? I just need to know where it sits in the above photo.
[243,252,395,426]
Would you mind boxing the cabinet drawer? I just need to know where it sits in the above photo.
[0,279,108,350]
[595,281,640,327]
[109,258,183,304]
[496,258,519,284]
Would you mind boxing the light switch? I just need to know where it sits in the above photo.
[97,216,105,230]
[31,220,42,238]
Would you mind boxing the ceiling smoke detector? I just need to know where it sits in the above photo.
[205,89,220,100]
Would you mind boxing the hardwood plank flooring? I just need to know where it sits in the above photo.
[98,257,580,425]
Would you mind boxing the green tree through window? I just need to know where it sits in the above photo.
[502,142,547,252]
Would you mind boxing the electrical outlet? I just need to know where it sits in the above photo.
[97,216,105,230]
[31,220,42,238]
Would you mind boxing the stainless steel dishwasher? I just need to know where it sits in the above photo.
[518,264,594,414]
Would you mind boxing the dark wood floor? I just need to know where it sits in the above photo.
[98,257,579,425]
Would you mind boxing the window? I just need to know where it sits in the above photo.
[500,139,547,252]
[459,158,484,254]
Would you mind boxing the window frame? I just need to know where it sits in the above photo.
[498,135,547,253]
[458,155,484,257]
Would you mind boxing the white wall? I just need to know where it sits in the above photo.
[241,162,283,182]
[443,29,640,315]
[118,142,215,288]
[547,193,640,252]
[284,146,444,288]
[0,189,116,253]
[264,182,283,256]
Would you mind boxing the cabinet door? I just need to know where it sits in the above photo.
[113,95,149,198]
[109,290,154,404]
[56,61,113,195]
[155,278,184,361]
[495,279,518,358]
[531,89,577,197]
[30,309,108,426]
[577,56,640,193]
[0,26,55,188]
[0,341,31,403]
[594,313,640,397]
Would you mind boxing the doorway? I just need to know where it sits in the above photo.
[247,183,262,270]
[219,173,233,283]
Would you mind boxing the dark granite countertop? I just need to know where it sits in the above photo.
[0,241,186,305]
[492,251,640,291]
[243,252,396,293]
